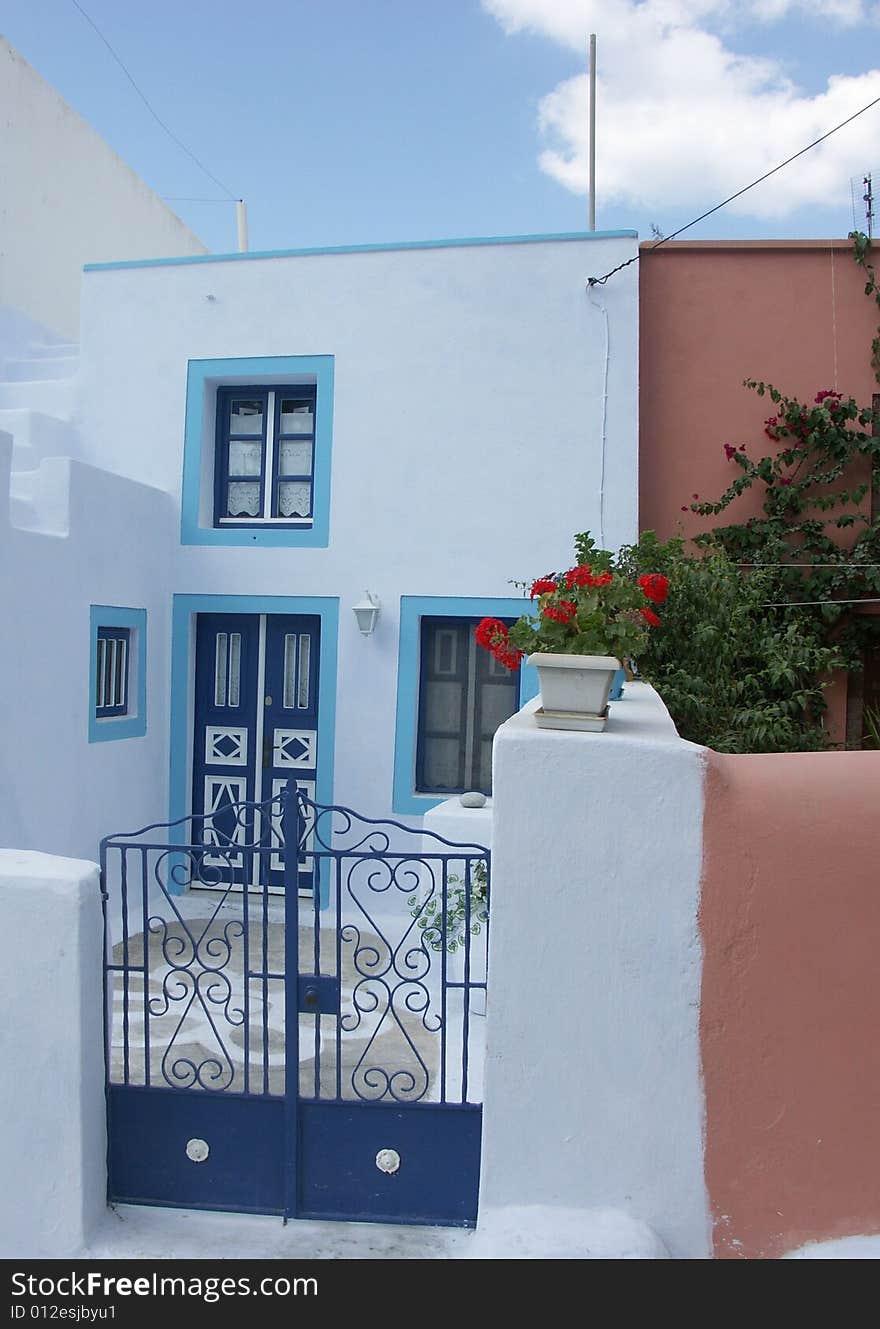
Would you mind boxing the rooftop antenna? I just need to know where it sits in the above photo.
[864,173,874,239]
[588,34,597,231]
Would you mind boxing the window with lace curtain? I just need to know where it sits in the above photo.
[214,386,316,527]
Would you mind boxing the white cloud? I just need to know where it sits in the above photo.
[483,0,880,219]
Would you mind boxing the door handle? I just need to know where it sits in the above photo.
[263,734,273,769]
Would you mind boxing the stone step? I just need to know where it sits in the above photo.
[27,341,79,359]
[0,378,76,418]
[2,354,78,381]
[7,459,70,535]
[0,408,79,464]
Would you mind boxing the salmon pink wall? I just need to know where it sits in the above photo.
[639,240,877,544]
[700,748,880,1259]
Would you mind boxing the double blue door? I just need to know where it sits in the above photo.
[193,613,319,889]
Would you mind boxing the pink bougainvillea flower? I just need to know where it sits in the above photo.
[723,443,738,460]
[815,389,842,404]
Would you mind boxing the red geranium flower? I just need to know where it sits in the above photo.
[475,617,508,649]
[495,645,524,672]
[564,564,593,588]
[590,571,613,588]
[640,607,661,628]
[530,578,558,598]
[638,573,669,604]
[542,600,577,624]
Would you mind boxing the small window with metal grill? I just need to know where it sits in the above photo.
[95,626,131,718]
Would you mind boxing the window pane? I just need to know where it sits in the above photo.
[277,481,312,518]
[477,738,493,793]
[228,633,241,708]
[229,399,263,435]
[279,399,314,434]
[226,481,262,517]
[298,635,311,708]
[424,679,463,732]
[434,630,458,675]
[214,634,228,707]
[278,440,312,476]
[228,440,263,476]
[96,637,106,709]
[479,680,517,733]
[421,737,461,790]
[115,638,127,708]
[283,634,296,709]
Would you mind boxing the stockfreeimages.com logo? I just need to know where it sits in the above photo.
[10,1272,317,1305]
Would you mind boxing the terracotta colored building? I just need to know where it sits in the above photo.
[639,238,880,744]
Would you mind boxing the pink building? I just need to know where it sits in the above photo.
[639,238,880,744]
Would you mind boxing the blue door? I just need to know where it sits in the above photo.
[193,613,320,889]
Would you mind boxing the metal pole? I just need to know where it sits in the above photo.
[588,34,597,231]
[236,199,249,252]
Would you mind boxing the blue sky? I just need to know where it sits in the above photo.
[3,1,880,254]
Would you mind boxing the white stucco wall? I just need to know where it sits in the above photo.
[0,430,175,858]
[75,234,638,824]
[482,686,711,1258]
[0,38,207,342]
[0,851,105,1257]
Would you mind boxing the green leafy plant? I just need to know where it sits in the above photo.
[617,532,843,752]
[679,376,880,687]
[408,860,488,954]
[864,703,880,750]
[473,533,669,672]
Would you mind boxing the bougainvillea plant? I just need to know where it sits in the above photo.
[473,533,669,671]
[682,376,880,675]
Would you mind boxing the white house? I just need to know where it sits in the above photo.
[2,230,638,861]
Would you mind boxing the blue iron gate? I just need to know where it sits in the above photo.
[101,784,489,1226]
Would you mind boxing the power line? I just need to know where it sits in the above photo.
[588,91,880,287]
[68,0,237,201]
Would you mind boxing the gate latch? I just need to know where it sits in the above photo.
[297,975,340,1015]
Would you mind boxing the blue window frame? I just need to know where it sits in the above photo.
[89,606,148,742]
[393,596,540,816]
[181,355,334,548]
[214,386,317,526]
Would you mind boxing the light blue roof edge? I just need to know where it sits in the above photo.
[83,229,639,273]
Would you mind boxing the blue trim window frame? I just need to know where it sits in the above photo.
[393,596,540,817]
[89,606,147,742]
[181,356,334,548]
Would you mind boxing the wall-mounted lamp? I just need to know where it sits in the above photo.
[352,591,381,636]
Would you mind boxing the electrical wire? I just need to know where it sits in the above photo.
[68,0,237,201]
[588,92,880,287]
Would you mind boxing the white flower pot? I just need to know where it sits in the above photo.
[527,652,621,731]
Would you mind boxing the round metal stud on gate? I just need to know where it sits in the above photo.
[186,1138,210,1163]
[375,1148,400,1175]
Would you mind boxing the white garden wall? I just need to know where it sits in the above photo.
[0,429,174,859]
[0,851,105,1258]
[482,685,712,1258]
